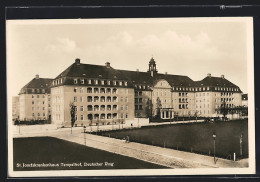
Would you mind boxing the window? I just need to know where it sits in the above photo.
[113,81,117,85]
[81,79,84,84]
[119,81,122,86]
[126,113,128,118]
[87,96,92,102]
[125,106,128,110]
[74,88,77,93]
[100,88,105,93]
[74,79,78,84]
[80,88,83,93]
[107,96,111,102]
[94,96,99,102]
[95,80,98,85]
[81,115,84,120]
[101,80,104,85]
[121,105,124,110]
[87,87,92,93]
[112,88,117,94]
[125,97,128,102]
[32,89,35,93]
[87,105,93,111]
[94,88,99,93]
[107,80,111,85]
[32,113,35,117]
[74,96,77,102]
[43,101,45,104]
[121,97,124,102]
[88,80,91,84]
[75,106,78,111]
[121,113,124,119]
[101,96,105,102]
[32,101,34,105]
[80,106,84,111]
[139,105,143,110]
[80,96,84,102]
[32,95,34,98]
[125,82,128,86]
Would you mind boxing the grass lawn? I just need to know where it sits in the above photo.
[13,137,167,171]
[99,120,248,159]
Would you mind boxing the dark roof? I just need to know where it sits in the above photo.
[19,78,53,94]
[53,60,241,91]
[21,78,53,89]
[194,76,242,92]
[55,62,128,80]
[195,76,239,87]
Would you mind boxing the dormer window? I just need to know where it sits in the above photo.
[74,79,78,84]
[88,79,91,84]
[60,78,63,84]
[119,81,122,86]
[113,81,117,85]
[32,89,35,93]
[81,79,84,84]
[107,80,111,85]
[95,80,98,85]
[101,80,104,85]
[124,82,127,86]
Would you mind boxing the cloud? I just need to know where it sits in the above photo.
[45,37,77,52]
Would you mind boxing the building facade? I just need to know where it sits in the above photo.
[14,58,243,125]
[18,75,52,121]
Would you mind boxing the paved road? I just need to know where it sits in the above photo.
[13,126,248,169]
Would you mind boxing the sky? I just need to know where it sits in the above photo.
[6,18,253,97]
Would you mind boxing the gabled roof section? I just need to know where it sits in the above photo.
[21,78,53,89]
[156,73,195,87]
[195,76,242,92]
[55,62,128,80]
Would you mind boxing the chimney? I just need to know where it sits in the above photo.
[75,58,81,65]
[165,72,168,75]
[221,75,225,79]
[35,74,39,79]
[105,62,111,68]
[207,73,211,77]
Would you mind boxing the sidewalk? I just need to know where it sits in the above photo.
[13,128,248,169]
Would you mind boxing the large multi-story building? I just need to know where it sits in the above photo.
[49,58,242,126]
[18,75,52,121]
[13,58,243,126]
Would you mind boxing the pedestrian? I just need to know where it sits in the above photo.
[126,135,130,143]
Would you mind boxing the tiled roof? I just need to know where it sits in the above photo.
[53,60,242,92]
[21,78,53,89]
[55,61,195,87]
[19,78,53,94]
[55,62,128,80]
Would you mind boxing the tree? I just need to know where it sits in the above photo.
[70,102,77,133]
[145,98,153,118]
[155,97,162,118]
[215,101,228,120]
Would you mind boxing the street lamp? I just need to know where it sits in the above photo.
[212,133,217,164]
[83,126,86,145]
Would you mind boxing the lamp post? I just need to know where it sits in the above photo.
[83,126,86,145]
[240,133,243,156]
[212,133,217,164]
